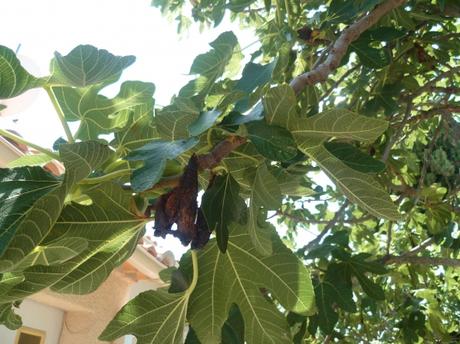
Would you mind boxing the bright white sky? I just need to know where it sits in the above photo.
[0,0,331,258]
[0,0,257,147]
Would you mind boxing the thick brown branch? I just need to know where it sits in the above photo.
[393,106,460,127]
[290,0,405,94]
[383,255,460,267]
[143,135,247,193]
[196,135,247,169]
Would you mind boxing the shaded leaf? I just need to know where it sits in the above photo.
[0,302,22,330]
[0,167,59,256]
[126,137,199,191]
[351,40,391,69]
[201,173,245,252]
[245,164,281,255]
[247,121,298,162]
[327,0,358,24]
[353,271,385,300]
[324,142,386,173]
[189,109,222,136]
[222,305,245,344]
[314,282,339,334]
[270,167,314,197]
[234,61,276,112]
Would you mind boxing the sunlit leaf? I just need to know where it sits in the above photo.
[186,224,314,343]
[51,81,154,140]
[100,289,189,344]
[290,109,388,150]
[1,183,146,300]
[156,98,200,140]
[6,154,54,168]
[263,84,298,128]
[0,142,112,272]
[305,145,400,220]
[50,45,135,87]
[0,45,44,99]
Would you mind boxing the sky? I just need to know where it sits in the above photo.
[0,0,257,147]
[0,0,332,258]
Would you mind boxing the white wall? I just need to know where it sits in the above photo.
[0,299,64,344]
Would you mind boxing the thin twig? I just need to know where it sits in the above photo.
[277,210,371,225]
[386,222,393,255]
[319,64,360,101]
[405,238,435,257]
[413,119,444,204]
[300,201,349,253]
[391,106,459,128]
[383,255,460,267]
[381,102,413,162]
[409,66,460,99]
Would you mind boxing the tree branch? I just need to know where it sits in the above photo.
[391,105,459,127]
[299,201,349,253]
[382,101,413,162]
[277,209,372,225]
[196,135,247,169]
[141,135,247,193]
[405,237,434,256]
[383,255,460,267]
[290,0,406,94]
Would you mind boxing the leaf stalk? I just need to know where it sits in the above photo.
[79,168,133,184]
[0,129,60,160]
[186,250,199,296]
[45,86,75,143]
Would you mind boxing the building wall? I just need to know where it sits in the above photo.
[0,299,64,344]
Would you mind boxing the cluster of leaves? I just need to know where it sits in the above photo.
[1,0,459,342]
